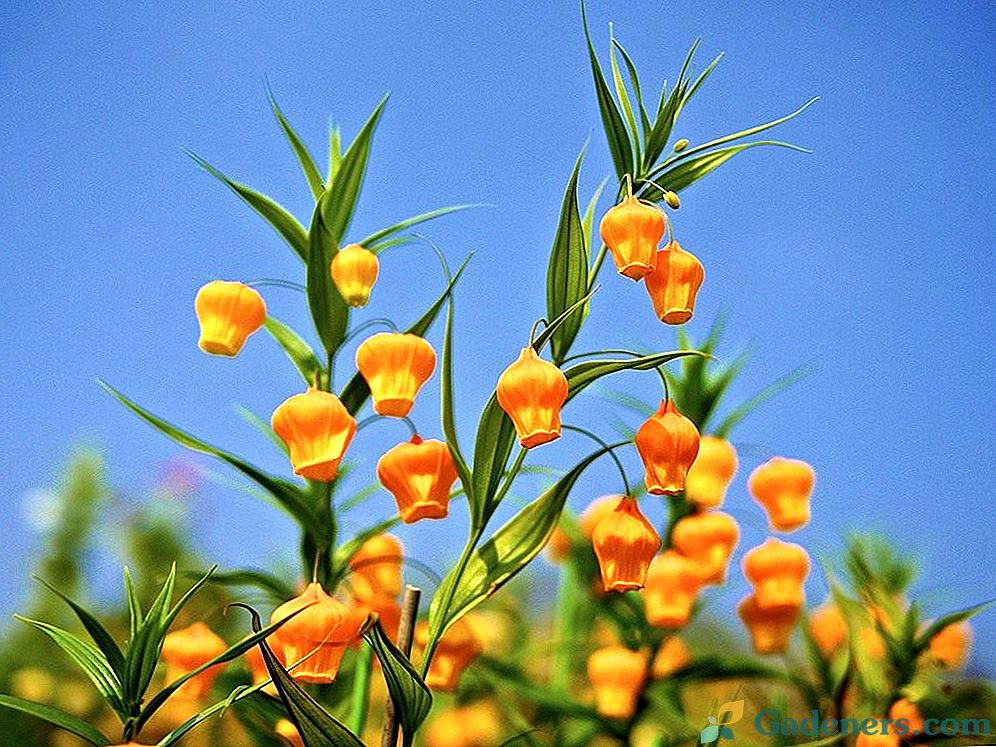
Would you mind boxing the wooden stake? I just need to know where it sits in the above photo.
[380,584,421,747]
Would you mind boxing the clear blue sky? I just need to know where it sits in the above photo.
[1,0,994,672]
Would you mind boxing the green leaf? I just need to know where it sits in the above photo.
[0,695,111,746]
[247,606,366,747]
[581,2,632,183]
[320,95,388,244]
[185,150,310,261]
[163,565,217,632]
[915,601,993,655]
[334,515,403,572]
[545,148,589,365]
[338,255,469,415]
[562,350,702,398]
[363,621,432,743]
[358,204,479,251]
[645,141,810,195]
[123,567,142,643]
[327,122,342,184]
[101,381,313,524]
[429,443,621,637]
[234,405,288,455]
[15,616,126,716]
[124,564,179,702]
[608,26,640,161]
[714,361,813,438]
[267,84,326,201]
[611,38,651,136]
[264,316,324,385]
[441,294,473,501]
[305,205,350,358]
[202,567,295,601]
[643,40,698,169]
[36,577,126,680]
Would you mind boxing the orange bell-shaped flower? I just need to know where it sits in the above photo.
[496,346,569,448]
[808,602,848,657]
[194,280,266,357]
[854,729,900,747]
[642,551,706,629]
[349,593,400,647]
[591,496,662,592]
[161,621,228,700]
[889,698,924,736]
[644,241,705,325]
[685,436,738,508]
[670,511,740,584]
[377,435,458,523]
[269,582,362,684]
[330,243,379,307]
[599,195,665,280]
[545,495,619,562]
[742,538,810,612]
[587,645,648,719]
[415,618,483,692]
[928,620,972,669]
[425,701,503,747]
[748,457,815,532]
[738,595,801,655]
[348,534,403,601]
[635,399,700,495]
[355,332,436,417]
[271,387,357,482]
[651,636,691,679]
[243,644,279,697]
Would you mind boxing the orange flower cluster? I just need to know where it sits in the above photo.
[738,538,810,654]
[160,622,227,701]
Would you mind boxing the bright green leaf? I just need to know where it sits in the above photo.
[267,84,326,201]
[264,316,324,386]
[363,620,432,744]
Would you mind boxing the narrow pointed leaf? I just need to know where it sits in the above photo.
[645,141,810,196]
[163,565,217,631]
[0,695,111,746]
[234,405,288,455]
[101,382,313,523]
[36,578,126,679]
[581,3,632,182]
[363,621,432,739]
[186,150,309,261]
[267,85,325,201]
[429,443,622,636]
[202,567,296,601]
[714,361,813,438]
[609,29,640,158]
[305,204,350,357]
[264,316,324,385]
[339,256,469,415]
[123,567,142,642]
[441,295,473,499]
[562,350,703,399]
[545,148,589,364]
[15,617,126,715]
[334,515,403,570]
[611,38,651,136]
[358,204,478,251]
[327,123,342,184]
[915,601,993,654]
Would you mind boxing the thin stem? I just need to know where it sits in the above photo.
[245,278,306,292]
[356,414,418,439]
[381,586,421,747]
[562,424,631,495]
[656,366,670,401]
[559,348,645,365]
[586,244,609,293]
[529,318,548,346]
[349,643,373,736]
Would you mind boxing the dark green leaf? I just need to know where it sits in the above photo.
[203,567,296,600]
[36,577,126,680]
[358,204,478,251]
[441,294,473,501]
[611,38,651,136]
[363,621,432,741]
[267,84,326,201]
[305,205,350,357]
[264,316,324,385]
[646,141,810,195]
[101,382,313,524]
[562,350,702,399]
[185,150,309,261]
[0,695,111,746]
[915,601,992,655]
[545,148,589,364]
[608,28,640,160]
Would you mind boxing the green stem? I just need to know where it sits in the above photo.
[551,561,578,692]
[349,643,373,736]
[587,244,609,292]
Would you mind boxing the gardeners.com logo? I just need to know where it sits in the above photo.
[698,700,991,743]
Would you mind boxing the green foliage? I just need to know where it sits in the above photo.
[363,621,433,744]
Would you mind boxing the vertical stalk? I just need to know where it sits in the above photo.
[551,561,578,691]
[381,585,421,747]
[349,644,373,736]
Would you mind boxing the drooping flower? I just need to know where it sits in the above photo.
[635,399,700,495]
[330,243,379,307]
[748,457,815,532]
[889,698,924,736]
[587,645,648,719]
[160,621,228,700]
[854,729,900,747]
[737,595,801,655]
[269,582,362,684]
[651,636,691,679]
[243,644,279,697]
[425,701,503,747]
[355,332,436,417]
[927,620,972,669]
[496,346,569,448]
[194,280,266,357]
[742,538,810,612]
[275,719,305,747]
[643,241,705,325]
[415,618,483,692]
[670,510,740,584]
[599,195,665,280]
[377,435,458,523]
[348,534,403,601]
[591,497,662,592]
[685,436,738,508]
[271,387,357,481]
[808,601,848,657]
[545,495,618,562]
[349,593,400,645]
[642,551,706,629]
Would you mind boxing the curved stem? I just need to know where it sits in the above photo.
[587,244,609,293]
[562,424,631,496]
[245,278,306,292]
[529,318,548,346]
[559,348,645,365]
[356,414,418,439]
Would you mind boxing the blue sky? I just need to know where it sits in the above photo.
[1,0,994,672]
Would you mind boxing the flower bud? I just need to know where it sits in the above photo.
[194,280,266,357]
[738,595,801,655]
[599,195,665,280]
[587,645,648,719]
[592,497,662,591]
[651,636,691,679]
[670,510,739,584]
[161,622,227,700]
[496,346,568,448]
[742,538,810,612]
[685,436,738,508]
[355,332,436,417]
[748,457,815,532]
[271,387,357,482]
[377,435,458,523]
[644,241,704,325]
[348,534,403,601]
[330,243,379,307]
[662,190,681,209]
[673,138,689,152]
[635,399,700,495]
[642,551,705,628]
